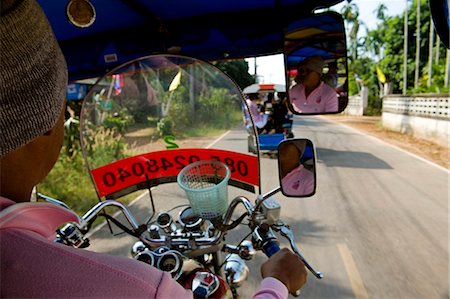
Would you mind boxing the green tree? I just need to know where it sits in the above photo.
[341,2,364,61]
[213,60,255,89]
[365,0,448,94]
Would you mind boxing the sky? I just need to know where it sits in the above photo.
[246,0,406,85]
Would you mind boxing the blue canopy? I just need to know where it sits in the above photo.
[37,0,344,81]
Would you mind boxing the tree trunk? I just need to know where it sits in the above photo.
[435,34,440,64]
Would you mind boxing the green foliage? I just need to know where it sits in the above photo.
[38,147,98,215]
[157,117,174,137]
[103,109,134,135]
[213,60,256,89]
[39,114,130,214]
[86,127,129,168]
[338,0,448,115]
[64,115,80,158]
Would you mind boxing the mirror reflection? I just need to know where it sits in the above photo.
[284,12,348,115]
[278,139,316,197]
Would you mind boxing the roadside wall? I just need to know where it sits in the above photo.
[382,95,449,146]
[344,86,368,116]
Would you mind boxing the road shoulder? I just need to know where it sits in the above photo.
[323,115,449,170]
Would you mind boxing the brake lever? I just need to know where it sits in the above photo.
[273,223,324,279]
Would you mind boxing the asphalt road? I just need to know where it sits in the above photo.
[88,115,449,299]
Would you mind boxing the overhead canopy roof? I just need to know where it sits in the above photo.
[37,0,344,81]
[284,13,347,68]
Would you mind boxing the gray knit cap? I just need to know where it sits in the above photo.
[298,56,325,75]
[0,0,68,157]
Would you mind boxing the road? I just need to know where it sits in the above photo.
[88,115,449,299]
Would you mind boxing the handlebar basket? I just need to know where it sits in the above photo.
[177,160,230,220]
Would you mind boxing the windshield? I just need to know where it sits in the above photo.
[79,55,261,202]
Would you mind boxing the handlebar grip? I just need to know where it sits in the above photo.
[262,241,301,297]
[262,240,280,257]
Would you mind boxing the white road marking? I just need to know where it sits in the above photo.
[337,243,370,299]
[206,130,231,148]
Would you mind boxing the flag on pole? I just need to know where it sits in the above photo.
[113,74,123,95]
[376,67,386,84]
[168,70,182,92]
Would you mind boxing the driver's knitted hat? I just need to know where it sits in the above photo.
[298,56,325,75]
[0,0,67,158]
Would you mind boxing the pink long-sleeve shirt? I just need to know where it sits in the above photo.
[0,197,288,298]
[281,165,315,196]
[289,82,338,113]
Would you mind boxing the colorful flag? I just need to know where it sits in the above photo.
[168,70,182,92]
[113,74,123,95]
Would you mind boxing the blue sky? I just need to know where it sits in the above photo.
[331,0,406,31]
[247,0,407,84]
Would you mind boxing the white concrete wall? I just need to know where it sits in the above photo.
[344,86,368,116]
[382,95,449,146]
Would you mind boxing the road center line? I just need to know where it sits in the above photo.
[206,130,231,148]
[337,243,370,299]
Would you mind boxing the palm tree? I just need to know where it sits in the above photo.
[341,2,362,61]
[365,4,388,60]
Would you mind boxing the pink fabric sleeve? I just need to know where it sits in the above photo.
[0,202,80,239]
[0,197,15,209]
[252,277,289,299]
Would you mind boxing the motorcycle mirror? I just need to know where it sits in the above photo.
[429,0,450,49]
[277,139,316,197]
[284,12,349,115]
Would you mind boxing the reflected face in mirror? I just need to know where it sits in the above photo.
[289,56,339,114]
[284,12,348,115]
[278,139,315,197]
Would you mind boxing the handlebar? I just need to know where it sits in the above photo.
[50,193,323,280]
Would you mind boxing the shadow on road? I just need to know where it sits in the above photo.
[316,147,393,169]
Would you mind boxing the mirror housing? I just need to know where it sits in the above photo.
[278,139,316,197]
[429,0,450,49]
[284,12,348,115]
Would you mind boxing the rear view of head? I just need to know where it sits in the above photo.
[0,0,67,157]
[0,0,68,201]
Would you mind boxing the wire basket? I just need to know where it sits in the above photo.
[177,160,230,220]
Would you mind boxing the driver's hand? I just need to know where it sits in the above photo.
[260,248,307,293]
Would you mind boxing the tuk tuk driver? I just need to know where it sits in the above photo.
[0,0,307,298]
[289,56,339,113]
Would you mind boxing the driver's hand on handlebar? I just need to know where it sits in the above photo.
[260,248,307,293]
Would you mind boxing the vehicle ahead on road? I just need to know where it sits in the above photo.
[242,83,293,155]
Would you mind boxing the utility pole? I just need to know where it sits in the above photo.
[414,0,420,89]
[403,0,408,95]
[427,19,434,88]
[254,57,258,83]
[445,49,450,88]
